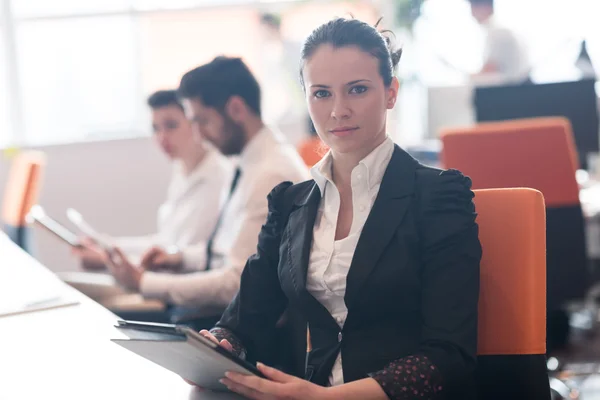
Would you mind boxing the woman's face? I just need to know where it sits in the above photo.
[152,105,196,159]
[302,44,398,159]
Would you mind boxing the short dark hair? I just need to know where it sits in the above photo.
[178,57,261,117]
[300,18,402,88]
[468,0,494,6]
[147,90,184,111]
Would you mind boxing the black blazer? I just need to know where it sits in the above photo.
[217,146,482,399]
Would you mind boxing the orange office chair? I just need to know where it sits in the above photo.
[304,188,551,399]
[297,136,327,167]
[441,117,588,351]
[2,150,46,252]
[441,117,579,207]
[474,188,550,400]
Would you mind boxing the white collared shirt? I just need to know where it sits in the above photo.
[307,136,395,386]
[474,17,530,86]
[141,126,310,312]
[115,146,232,263]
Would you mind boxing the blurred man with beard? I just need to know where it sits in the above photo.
[106,57,308,327]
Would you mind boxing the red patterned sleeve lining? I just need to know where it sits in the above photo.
[209,327,247,360]
[369,355,444,400]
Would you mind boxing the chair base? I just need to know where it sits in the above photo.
[476,354,551,400]
[547,308,571,352]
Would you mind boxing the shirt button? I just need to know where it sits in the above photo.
[338,332,343,343]
[356,173,363,180]
[359,205,366,212]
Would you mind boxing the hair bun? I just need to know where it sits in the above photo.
[377,22,403,69]
[390,48,403,69]
[301,16,402,87]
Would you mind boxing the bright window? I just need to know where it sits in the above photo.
[2,0,599,147]
[412,0,599,85]
[137,8,262,94]
[15,16,144,145]
[10,0,131,18]
[0,29,10,148]
[132,0,259,11]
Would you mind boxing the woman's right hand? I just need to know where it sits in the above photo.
[184,330,234,388]
[199,330,234,352]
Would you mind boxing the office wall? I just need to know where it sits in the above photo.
[0,137,171,272]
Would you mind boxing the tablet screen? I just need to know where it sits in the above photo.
[113,320,266,391]
[28,205,80,247]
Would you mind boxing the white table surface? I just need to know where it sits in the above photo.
[0,232,243,400]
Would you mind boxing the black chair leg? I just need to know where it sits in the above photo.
[547,308,570,353]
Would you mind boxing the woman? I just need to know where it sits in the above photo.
[202,18,481,400]
[73,90,231,268]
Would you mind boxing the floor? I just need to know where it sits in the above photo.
[551,329,600,399]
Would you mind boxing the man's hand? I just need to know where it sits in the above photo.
[198,330,234,352]
[71,237,106,270]
[140,246,183,272]
[104,247,143,291]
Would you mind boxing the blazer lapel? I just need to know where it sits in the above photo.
[344,146,419,311]
[284,183,321,298]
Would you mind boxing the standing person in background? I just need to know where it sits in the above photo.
[468,0,530,85]
[104,57,309,328]
[259,12,309,147]
[73,90,231,269]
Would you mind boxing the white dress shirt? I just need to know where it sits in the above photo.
[306,136,395,386]
[116,147,232,262]
[141,126,309,311]
[473,17,530,86]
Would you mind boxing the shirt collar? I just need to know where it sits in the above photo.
[176,146,217,184]
[310,152,332,196]
[310,136,395,197]
[239,125,282,169]
[174,146,219,196]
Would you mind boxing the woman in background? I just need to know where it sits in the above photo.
[73,90,231,268]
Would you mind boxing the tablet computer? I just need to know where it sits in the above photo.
[27,205,81,248]
[111,320,265,392]
[66,208,113,250]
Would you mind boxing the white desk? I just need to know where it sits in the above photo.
[0,233,242,400]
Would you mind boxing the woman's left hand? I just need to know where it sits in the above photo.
[221,363,330,400]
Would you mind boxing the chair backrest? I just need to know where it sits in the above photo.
[441,117,588,319]
[2,151,46,249]
[297,137,327,167]
[441,117,579,207]
[474,188,550,400]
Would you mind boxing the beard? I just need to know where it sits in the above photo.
[219,115,247,156]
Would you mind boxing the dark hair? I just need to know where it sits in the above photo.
[300,18,402,87]
[147,90,184,111]
[260,12,281,30]
[467,0,494,6]
[178,56,261,117]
